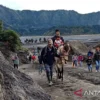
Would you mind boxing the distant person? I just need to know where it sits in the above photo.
[37,47,41,54]
[87,49,94,59]
[31,39,33,43]
[31,54,36,63]
[72,54,78,67]
[94,47,100,72]
[43,37,47,43]
[39,38,42,43]
[38,49,44,74]
[12,54,19,69]
[32,49,34,56]
[35,39,37,43]
[29,55,32,62]
[86,56,93,72]
[28,51,33,63]
[40,39,56,86]
[52,29,64,49]
[78,54,83,67]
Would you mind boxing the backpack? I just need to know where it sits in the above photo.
[42,46,56,62]
[43,46,47,57]
[87,51,93,57]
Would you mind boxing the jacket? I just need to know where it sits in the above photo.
[13,56,19,65]
[78,55,83,61]
[40,46,57,65]
[87,51,93,58]
[86,58,92,65]
[94,51,100,61]
[72,55,78,61]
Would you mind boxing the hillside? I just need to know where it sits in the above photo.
[0,5,100,35]
[0,51,51,100]
[44,25,100,35]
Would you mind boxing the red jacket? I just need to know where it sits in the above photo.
[31,55,36,60]
[78,55,83,61]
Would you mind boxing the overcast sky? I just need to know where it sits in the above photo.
[0,0,100,14]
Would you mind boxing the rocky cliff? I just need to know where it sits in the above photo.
[0,51,51,100]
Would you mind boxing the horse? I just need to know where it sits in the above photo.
[54,43,70,82]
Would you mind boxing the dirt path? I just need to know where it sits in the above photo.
[19,63,100,100]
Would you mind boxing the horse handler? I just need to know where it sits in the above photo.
[40,39,57,86]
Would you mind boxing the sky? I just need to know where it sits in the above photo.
[0,0,100,14]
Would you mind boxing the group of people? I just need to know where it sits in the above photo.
[86,48,100,72]
[39,29,68,86]
[39,29,100,85]
[71,48,100,73]
[11,29,66,86]
[28,52,36,63]
[11,29,100,86]
[72,54,83,67]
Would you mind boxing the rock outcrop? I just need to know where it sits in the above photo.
[65,41,89,61]
[0,51,51,100]
[68,40,89,56]
[0,47,29,65]
[17,50,29,64]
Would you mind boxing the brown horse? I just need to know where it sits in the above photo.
[55,43,70,81]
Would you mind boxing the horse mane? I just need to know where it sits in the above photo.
[63,43,70,52]
[56,42,70,56]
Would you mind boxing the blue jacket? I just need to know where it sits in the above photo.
[87,51,93,57]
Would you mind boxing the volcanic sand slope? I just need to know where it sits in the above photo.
[20,63,100,100]
[0,51,51,100]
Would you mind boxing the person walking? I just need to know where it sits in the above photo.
[40,39,56,86]
[87,49,94,58]
[72,54,78,67]
[12,54,19,69]
[86,56,93,72]
[94,47,100,72]
[38,48,44,74]
[29,55,32,62]
[78,54,83,67]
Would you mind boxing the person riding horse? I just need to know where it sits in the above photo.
[52,29,70,81]
[52,29,64,49]
[52,29,70,64]
[54,43,70,81]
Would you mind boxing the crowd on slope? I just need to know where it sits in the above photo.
[11,29,100,86]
